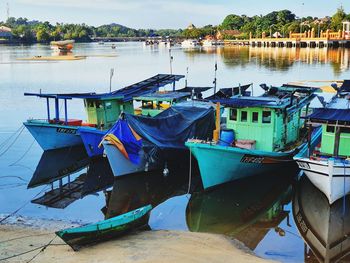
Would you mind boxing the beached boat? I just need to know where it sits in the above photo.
[186,85,318,189]
[294,93,350,204]
[133,91,191,116]
[293,176,350,262]
[102,101,215,177]
[181,39,200,48]
[56,204,152,250]
[23,74,184,153]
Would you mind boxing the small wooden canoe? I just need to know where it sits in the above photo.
[56,204,152,250]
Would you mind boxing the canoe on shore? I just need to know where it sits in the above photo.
[56,204,152,250]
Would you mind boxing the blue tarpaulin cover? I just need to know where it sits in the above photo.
[106,119,143,164]
[123,104,215,149]
[306,108,350,122]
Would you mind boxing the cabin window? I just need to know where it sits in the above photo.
[229,109,237,121]
[326,126,335,133]
[340,127,350,134]
[252,112,259,123]
[105,102,112,109]
[262,111,271,123]
[96,102,103,108]
[241,111,247,122]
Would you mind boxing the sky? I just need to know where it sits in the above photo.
[0,0,349,29]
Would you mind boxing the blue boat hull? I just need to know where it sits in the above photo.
[24,120,83,151]
[186,142,298,189]
[78,127,106,157]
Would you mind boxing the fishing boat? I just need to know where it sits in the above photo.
[181,39,200,48]
[50,40,75,52]
[133,91,191,116]
[23,74,184,152]
[186,85,318,189]
[294,93,350,204]
[56,204,152,251]
[102,101,215,177]
[293,176,350,262]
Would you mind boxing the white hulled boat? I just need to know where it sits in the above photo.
[181,39,200,48]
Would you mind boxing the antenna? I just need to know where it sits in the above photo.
[169,49,173,75]
[6,2,9,20]
[213,61,217,94]
[109,68,114,93]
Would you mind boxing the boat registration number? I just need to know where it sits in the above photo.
[297,162,310,169]
[240,155,264,164]
[56,127,77,134]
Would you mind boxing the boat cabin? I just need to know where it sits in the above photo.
[219,88,315,152]
[305,96,350,158]
[134,91,191,116]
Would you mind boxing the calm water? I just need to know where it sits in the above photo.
[1,43,350,262]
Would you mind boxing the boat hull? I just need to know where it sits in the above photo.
[24,120,82,150]
[56,205,152,251]
[186,142,296,189]
[78,127,106,157]
[102,141,148,177]
[295,158,350,204]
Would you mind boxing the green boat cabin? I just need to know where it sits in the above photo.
[134,91,191,116]
[223,93,313,152]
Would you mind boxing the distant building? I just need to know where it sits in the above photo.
[0,26,13,40]
[216,30,241,40]
[187,23,196,30]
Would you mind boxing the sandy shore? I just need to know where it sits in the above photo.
[0,221,274,263]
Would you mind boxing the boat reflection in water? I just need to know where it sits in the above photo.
[104,170,191,219]
[29,146,114,208]
[293,176,350,263]
[186,171,295,250]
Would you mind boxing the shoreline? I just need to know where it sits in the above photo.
[0,216,274,263]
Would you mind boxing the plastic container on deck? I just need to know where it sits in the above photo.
[218,129,235,146]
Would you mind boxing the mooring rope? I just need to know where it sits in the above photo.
[0,125,25,151]
[0,125,25,158]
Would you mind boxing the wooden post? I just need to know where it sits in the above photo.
[320,30,323,38]
[333,124,341,157]
[213,102,221,142]
[326,29,330,40]
[289,31,292,38]
[46,98,50,121]
[249,32,252,40]
[55,98,59,122]
[338,29,341,39]
[311,28,315,38]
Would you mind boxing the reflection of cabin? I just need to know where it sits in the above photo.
[134,92,191,116]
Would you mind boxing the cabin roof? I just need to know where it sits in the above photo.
[24,74,185,102]
[306,97,350,123]
[212,96,291,109]
[134,91,191,101]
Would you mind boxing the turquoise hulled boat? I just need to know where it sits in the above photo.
[24,74,184,152]
[56,204,152,250]
[186,85,319,189]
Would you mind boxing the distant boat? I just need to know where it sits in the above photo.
[293,176,350,262]
[186,85,319,189]
[50,40,75,52]
[181,39,200,48]
[202,39,220,47]
[56,205,152,251]
[294,87,350,204]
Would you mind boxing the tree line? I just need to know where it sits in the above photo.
[1,6,349,43]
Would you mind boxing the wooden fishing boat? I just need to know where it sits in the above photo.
[293,176,350,262]
[56,204,152,251]
[102,101,215,177]
[186,85,319,189]
[294,93,350,204]
[23,74,184,153]
[50,40,75,52]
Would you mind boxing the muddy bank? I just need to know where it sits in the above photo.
[0,219,274,263]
